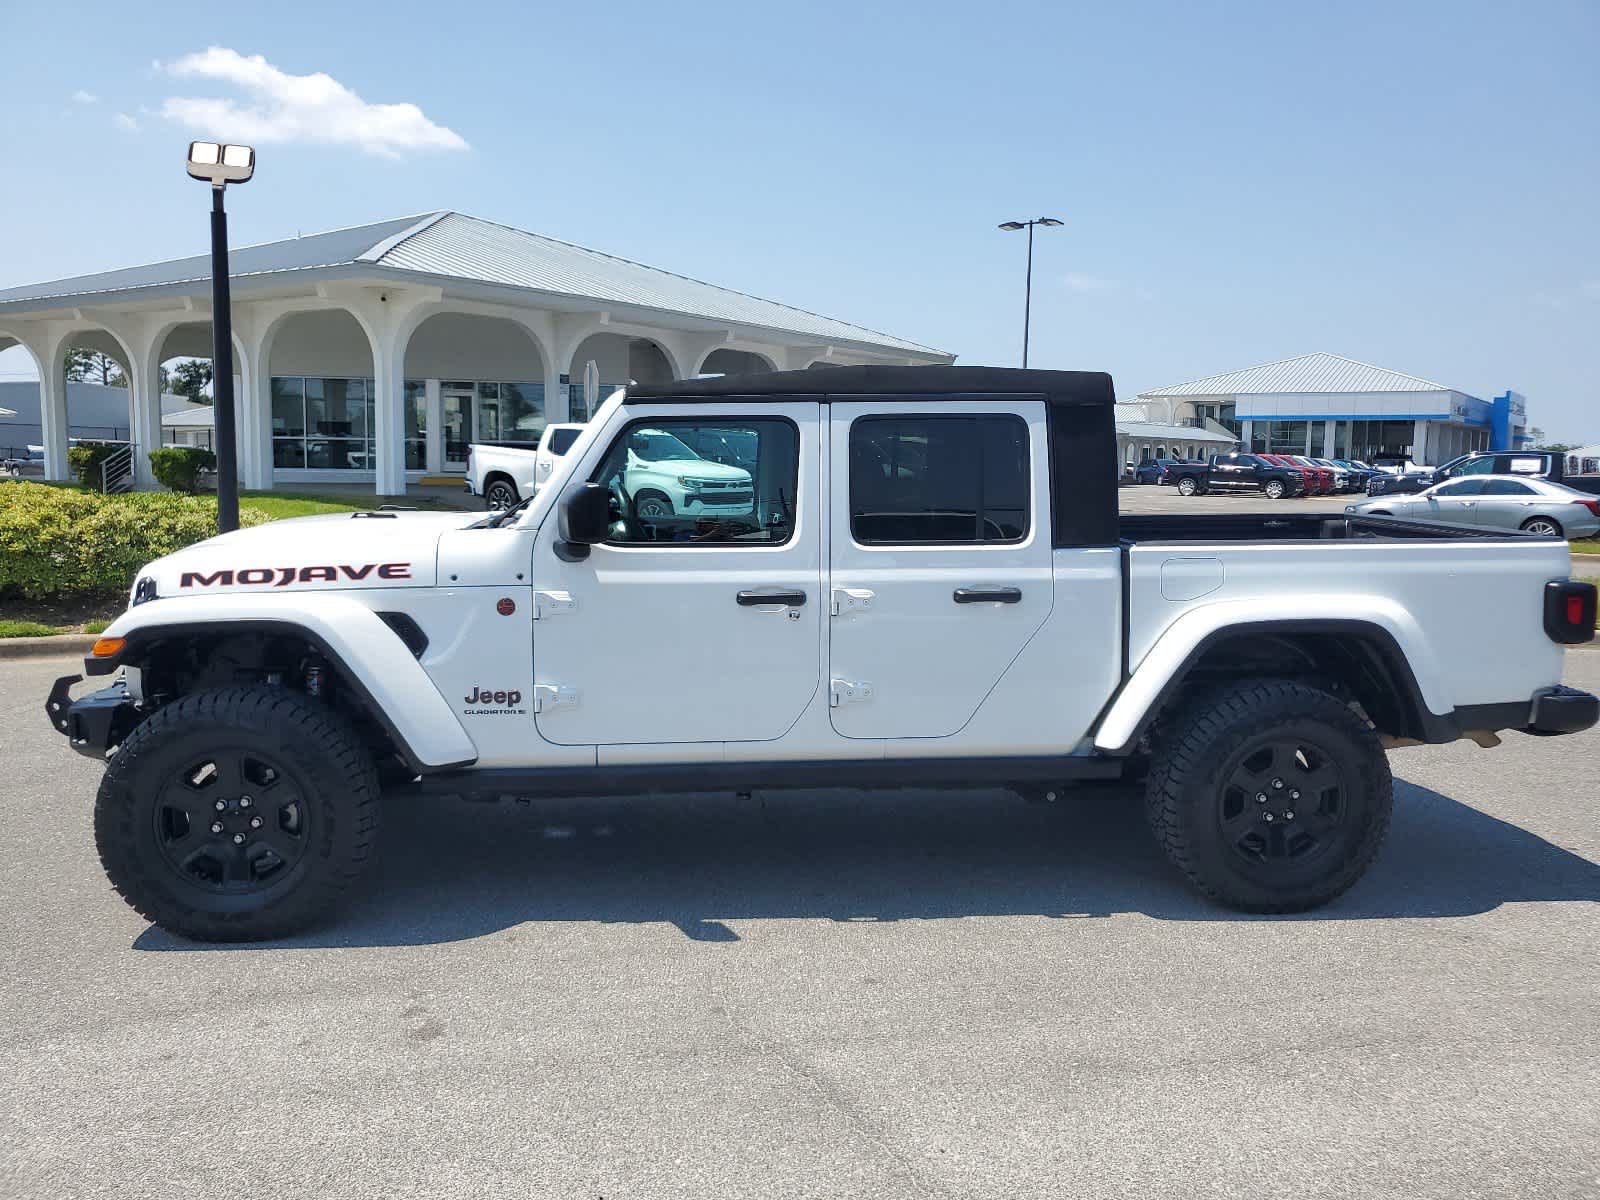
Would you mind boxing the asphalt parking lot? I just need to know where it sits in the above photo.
[1118,479,1358,515]
[3,650,1597,1200]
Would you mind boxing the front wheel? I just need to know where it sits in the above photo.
[1175,477,1198,497]
[635,491,675,519]
[94,687,380,941]
[1145,679,1393,912]
[1521,516,1564,537]
[1263,479,1285,500]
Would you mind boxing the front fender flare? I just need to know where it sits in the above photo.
[1093,598,1449,754]
[91,595,478,772]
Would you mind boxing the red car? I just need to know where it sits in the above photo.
[1258,453,1322,494]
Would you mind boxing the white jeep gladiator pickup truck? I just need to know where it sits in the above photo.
[46,366,1599,941]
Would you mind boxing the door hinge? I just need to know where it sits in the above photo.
[830,587,874,616]
[532,683,579,713]
[829,678,874,707]
[532,590,577,619]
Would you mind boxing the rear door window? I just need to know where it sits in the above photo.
[849,415,1029,544]
[549,427,581,455]
[1481,479,1536,496]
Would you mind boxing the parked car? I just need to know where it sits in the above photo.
[1303,457,1354,491]
[467,424,586,510]
[47,364,1597,940]
[1283,455,1337,494]
[1133,457,1180,484]
[1333,459,1378,491]
[3,447,45,478]
[1165,452,1308,499]
[1366,449,1572,498]
[1258,453,1325,494]
[1347,475,1600,538]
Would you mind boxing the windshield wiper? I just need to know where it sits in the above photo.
[476,495,535,529]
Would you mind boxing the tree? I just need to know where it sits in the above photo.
[168,358,214,405]
[64,347,126,387]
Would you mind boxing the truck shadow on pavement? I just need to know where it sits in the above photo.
[134,778,1600,951]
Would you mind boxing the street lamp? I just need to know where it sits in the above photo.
[185,141,255,533]
[997,217,1063,368]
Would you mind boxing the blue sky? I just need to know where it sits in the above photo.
[1,0,1595,438]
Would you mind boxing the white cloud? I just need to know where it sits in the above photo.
[72,89,98,105]
[159,47,469,159]
[114,112,140,133]
[1063,272,1117,292]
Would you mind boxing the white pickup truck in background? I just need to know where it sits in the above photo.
[467,423,757,521]
[466,423,587,510]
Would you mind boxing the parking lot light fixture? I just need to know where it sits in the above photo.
[185,142,254,533]
[997,217,1064,368]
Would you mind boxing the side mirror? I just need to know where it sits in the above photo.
[555,482,611,562]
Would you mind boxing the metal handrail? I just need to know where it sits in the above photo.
[100,444,135,493]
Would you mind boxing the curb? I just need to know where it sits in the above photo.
[0,634,96,662]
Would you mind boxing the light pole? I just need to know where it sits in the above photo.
[997,217,1062,368]
[185,141,255,533]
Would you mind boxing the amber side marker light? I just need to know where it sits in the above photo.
[91,636,126,658]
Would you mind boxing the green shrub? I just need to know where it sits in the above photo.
[0,482,268,600]
[149,446,217,493]
[66,442,122,488]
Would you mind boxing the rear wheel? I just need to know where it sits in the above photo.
[1264,479,1285,500]
[94,687,380,941]
[484,477,519,511]
[1175,476,1198,497]
[1521,516,1563,537]
[1146,679,1392,912]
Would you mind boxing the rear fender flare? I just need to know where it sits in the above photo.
[1093,600,1447,754]
[91,595,478,772]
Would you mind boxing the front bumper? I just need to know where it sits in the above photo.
[46,674,140,759]
[1527,685,1599,736]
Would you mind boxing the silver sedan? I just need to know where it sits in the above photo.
[1346,473,1600,539]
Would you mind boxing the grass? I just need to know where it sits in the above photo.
[0,619,65,638]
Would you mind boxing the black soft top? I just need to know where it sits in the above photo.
[627,364,1114,408]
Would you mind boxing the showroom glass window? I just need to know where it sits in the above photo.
[849,414,1029,544]
[272,376,373,470]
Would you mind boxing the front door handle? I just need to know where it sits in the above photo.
[954,587,1022,604]
[737,589,807,607]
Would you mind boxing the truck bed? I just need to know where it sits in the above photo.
[1119,511,1533,544]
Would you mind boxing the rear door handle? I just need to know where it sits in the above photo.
[953,587,1022,604]
[737,589,807,607]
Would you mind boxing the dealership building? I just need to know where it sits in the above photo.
[0,211,951,493]
[1131,352,1529,466]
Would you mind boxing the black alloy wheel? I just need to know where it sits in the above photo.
[153,748,309,892]
[484,479,519,510]
[1216,737,1347,870]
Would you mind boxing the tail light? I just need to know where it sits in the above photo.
[1544,580,1597,644]
[1573,499,1600,518]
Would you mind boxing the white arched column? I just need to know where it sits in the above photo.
[1,324,69,479]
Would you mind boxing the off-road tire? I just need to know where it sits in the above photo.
[484,477,520,511]
[94,686,380,941]
[1175,476,1198,497]
[1145,679,1392,912]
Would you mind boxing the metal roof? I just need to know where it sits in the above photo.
[1117,420,1234,443]
[1138,352,1453,397]
[0,215,428,307]
[0,211,947,358]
